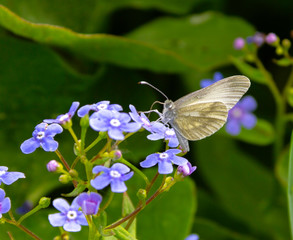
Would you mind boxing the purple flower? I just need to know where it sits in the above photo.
[129,104,152,131]
[77,101,122,117]
[91,163,134,193]
[200,72,223,88]
[233,37,245,50]
[44,102,80,125]
[266,32,278,44]
[20,123,63,154]
[48,198,88,232]
[177,162,197,177]
[140,149,188,174]
[0,189,11,218]
[147,122,179,148]
[16,200,33,215]
[185,234,199,240]
[75,192,102,215]
[226,96,257,135]
[89,110,141,140]
[0,166,25,185]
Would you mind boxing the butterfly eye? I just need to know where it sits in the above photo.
[164,100,173,109]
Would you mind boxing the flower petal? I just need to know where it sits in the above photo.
[63,221,81,232]
[171,156,188,166]
[92,166,109,174]
[20,138,40,154]
[77,104,94,117]
[46,124,63,136]
[68,102,80,116]
[48,213,66,227]
[0,189,5,201]
[120,122,141,133]
[91,174,111,190]
[108,128,124,140]
[158,161,173,174]
[111,163,130,174]
[241,113,257,129]
[1,197,11,214]
[120,171,134,181]
[1,172,25,185]
[41,138,59,152]
[200,79,214,88]
[226,119,241,135]
[140,154,159,168]
[239,96,257,111]
[110,179,127,193]
[147,133,164,141]
[53,198,70,213]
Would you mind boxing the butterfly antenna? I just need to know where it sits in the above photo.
[139,81,169,100]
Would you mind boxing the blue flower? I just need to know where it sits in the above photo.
[177,162,197,177]
[20,123,63,154]
[89,110,141,140]
[129,104,152,131]
[75,192,102,215]
[91,163,134,193]
[140,149,188,174]
[44,102,80,125]
[226,96,257,135]
[0,189,11,218]
[77,101,122,117]
[200,72,223,88]
[147,122,179,148]
[185,234,199,240]
[0,166,25,185]
[48,198,88,232]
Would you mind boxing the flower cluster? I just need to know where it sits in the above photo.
[233,32,279,50]
[200,72,257,136]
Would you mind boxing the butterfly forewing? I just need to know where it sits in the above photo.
[170,101,228,141]
[174,75,250,110]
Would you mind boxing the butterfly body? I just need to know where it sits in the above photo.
[160,75,251,152]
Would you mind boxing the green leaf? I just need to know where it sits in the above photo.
[0,6,254,73]
[122,192,136,237]
[287,88,293,107]
[230,56,267,84]
[0,0,197,33]
[225,118,275,145]
[127,12,255,72]
[195,135,290,239]
[275,146,289,187]
[61,183,87,197]
[194,218,257,240]
[112,226,137,240]
[273,58,293,67]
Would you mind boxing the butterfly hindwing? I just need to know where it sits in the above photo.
[170,101,228,141]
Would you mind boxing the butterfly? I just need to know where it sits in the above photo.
[140,75,250,152]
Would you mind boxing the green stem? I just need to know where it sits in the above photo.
[67,126,80,147]
[55,149,71,171]
[99,191,114,213]
[85,134,105,153]
[4,218,41,240]
[288,131,293,240]
[117,158,149,185]
[255,57,284,157]
[17,205,43,224]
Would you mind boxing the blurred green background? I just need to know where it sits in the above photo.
[0,0,293,239]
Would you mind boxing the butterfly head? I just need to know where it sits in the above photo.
[162,99,175,124]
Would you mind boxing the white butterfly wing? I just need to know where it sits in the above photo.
[171,75,250,144]
[174,75,250,110]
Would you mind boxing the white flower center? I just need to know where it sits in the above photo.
[159,153,169,159]
[231,107,243,119]
[97,103,108,110]
[36,131,45,140]
[0,170,6,177]
[67,210,77,220]
[110,170,121,178]
[165,129,175,136]
[110,119,121,127]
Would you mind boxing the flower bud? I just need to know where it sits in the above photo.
[176,162,197,178]
[233,37,245,50]
[75,192,102,215]
[137,189,147,201]
[282,39,291,49]
[47,160,63,172]
[69,169,78,178]
[73,140,82,156]
[162,176,174,192]
[276,46,284,55]
[39,197,51,208]
[59,174,71,184]
[265,32,278,45]
[114,150,122,160]
[80,114,89,128]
